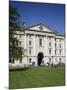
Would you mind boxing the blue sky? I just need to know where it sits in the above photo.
[9,1,65,33]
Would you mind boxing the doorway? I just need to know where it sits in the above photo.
[37,52,44,66]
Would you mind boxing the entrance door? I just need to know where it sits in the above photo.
[37,52,44,66]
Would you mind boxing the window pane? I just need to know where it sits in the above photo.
[29,35,31,37]
[49,49,51,54]
[55,43,56,47]
[29,58,31,63]
[29,48,31,54]
[60,44,61,48]
[49,42,51,46]
[60,50,62,55]
[55,50,56,55]
[39,39,42,46]
[29,41,31,45]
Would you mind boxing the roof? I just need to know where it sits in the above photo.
[26,23,64,36]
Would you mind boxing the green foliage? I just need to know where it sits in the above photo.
[9,6,24,61]
[12,48,21,60]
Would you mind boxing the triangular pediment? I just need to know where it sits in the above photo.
[28,23,54,33]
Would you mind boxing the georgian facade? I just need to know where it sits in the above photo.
[11,23,65,66]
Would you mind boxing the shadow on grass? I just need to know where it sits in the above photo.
[9,67,29,72]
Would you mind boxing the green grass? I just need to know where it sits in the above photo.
[9,66,65,89]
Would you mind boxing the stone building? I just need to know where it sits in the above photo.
[10,23,65,67]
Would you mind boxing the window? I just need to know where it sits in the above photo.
[60,50,62,55]
[55,43,56,48]
[55,38,56,41]
[39,39,42,46]
[55,50,57,55]
[60,44,61,48]
[29,35,31,37]
[29,58,32,63]
[59,58,61,62]
[49,37,51,40]
[29,48,32,54]
[49,49,51,54]
[29,41,31,45]
[49,42,51,46]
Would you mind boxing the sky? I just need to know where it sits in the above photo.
[9,1,65,33]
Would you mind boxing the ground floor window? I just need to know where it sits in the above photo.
[29,58,32,63]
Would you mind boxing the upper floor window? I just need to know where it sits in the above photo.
[48,37,51,40]
[59,58,61,62]
[49,49,51,55]
[55,38,56,41]
[55,43,57,48]
[55,50,56,55]
[29,35,31,37]
[39,39,42,46]
[29,41,31,46]
[49,42,51,46]
[60,44,61,48]
[60,49,62,55]
[29,48,32,54]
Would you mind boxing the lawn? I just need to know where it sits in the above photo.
[9,66,65,89]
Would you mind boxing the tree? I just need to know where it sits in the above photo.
[9,6,24,62]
